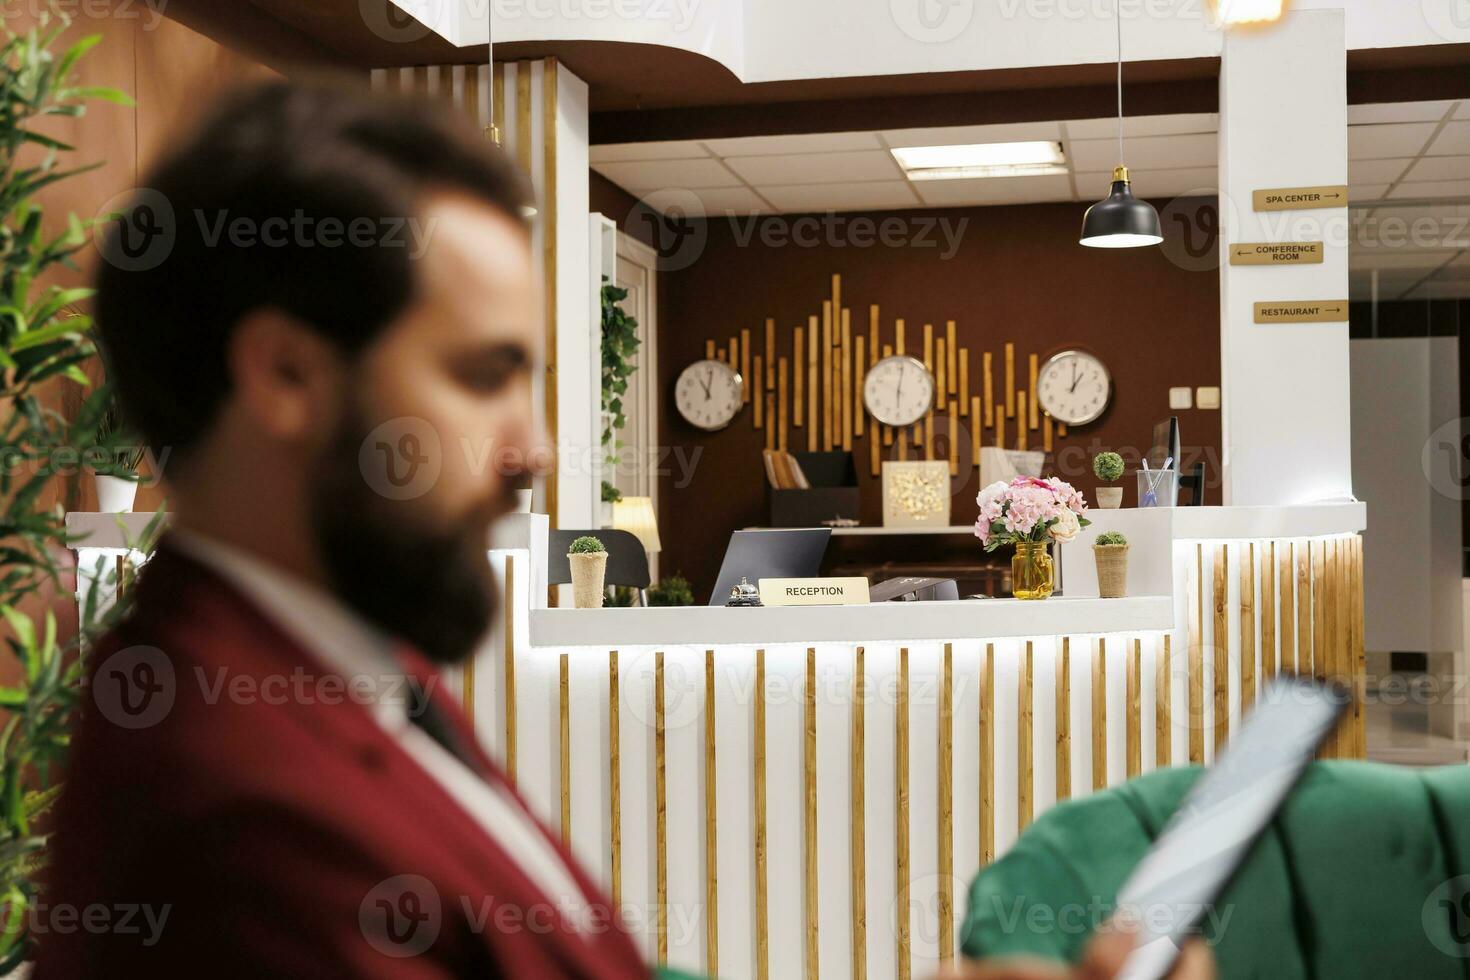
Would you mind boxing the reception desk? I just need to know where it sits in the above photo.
[462,502,1366,980]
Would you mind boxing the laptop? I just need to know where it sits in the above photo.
[708,528,832,605]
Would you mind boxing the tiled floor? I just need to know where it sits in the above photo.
[1366,676,1469,766]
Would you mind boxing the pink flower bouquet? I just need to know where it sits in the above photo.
[974,476,1091,552]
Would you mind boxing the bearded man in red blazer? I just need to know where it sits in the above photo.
[34,80,652,980]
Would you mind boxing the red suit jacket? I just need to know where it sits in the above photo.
[34,539,650,979]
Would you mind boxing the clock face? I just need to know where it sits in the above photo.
[675,359,744,431]
[863,355,935,427]
[1036,349,1112,426]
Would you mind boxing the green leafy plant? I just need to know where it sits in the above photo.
[600,278,639,506]
[1095,531,1128,546]
[93,399,143,475]
[1092,452,1124,483]
[606,585,637,607]
[1,12,142,969]
[568,535,605,555]
[646,572,694,607]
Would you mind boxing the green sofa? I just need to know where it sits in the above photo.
[961,761,1470,978]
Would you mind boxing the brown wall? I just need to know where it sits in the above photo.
[655,199,1222,598]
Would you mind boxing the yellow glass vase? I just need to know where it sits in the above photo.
[1012,541,1055,600]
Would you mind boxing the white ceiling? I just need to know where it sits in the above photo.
[592,99,1470,300]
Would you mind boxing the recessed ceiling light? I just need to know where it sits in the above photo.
[1209,0,1287,26]
[890,141,1067,181]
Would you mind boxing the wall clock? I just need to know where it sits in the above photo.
[1036,349,1112,426]
[862,355,935,427]
[675,358,744,431]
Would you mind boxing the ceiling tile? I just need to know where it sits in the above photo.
[1427,120,1470,156]
[589,141,710,163]
[592,158,743,193]
[1349,250,1453,270]
[1403,156,1470,182]
[1349,158,1413,184]
[1348,122,1438,160]
[1110,167,1219,199]
[1349,184,1390,202]
[1458,102,1470,121]
[637,186,768,217]
[1347,101,1456,125]
[758,180,921,214]
[701,132,881,157]
[881,122,1063,148]
[911,174,1076,207]
[1062,113,1217,139]
[1068,133,1217,173]
[725,150,903,186]
[1387,180,1470,200]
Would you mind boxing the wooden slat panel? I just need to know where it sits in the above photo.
[808,316,819,452]
[959,349,970,417]
[705,650,719,976]
[1352,536,1367,758]
[1312,541,1326,685]
[946,321,958,395]
[1262,542,1277,681]
[729,337,739,370]
[804,648,819,980]
[948,412,959,476]
[1092,639,1107,791]
[560,653,571,844]
[706,339,716,359]
[1018,642,1033,830]
[778,358,789,452]
[935,337,948,413]
[980,644,995,865]
[982,352,994,427]
[1297,542,1312,677]
[515,64,532,172]
[896,647,911,980]
[851,647,868,980]
[1016,393,1028,450]
[1004,343,1015,418]
[655,651,667,963]
[855,335,866,435]
[793,327,804,424]
[541,60,559,527]
[1241,543,1256,707]
[741,329,752,404]
[1156,635,1171,767]
[822,303,833,451]
[1213,545,1229,751]
[1189,544,1204,763]
[754,649,769,980]
[1127,639,1141,779]
[765,318,775,389]
[1336,538,1352,759]
[938,643,955,962]
[970,398,982,469]
[841,310,853,451]
[609,650,621,907]
[1028,353,1040,430]
[1055,638,1071,801]
[1280,543,1296,674]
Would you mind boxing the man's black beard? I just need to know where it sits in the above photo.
[309,412,502,666]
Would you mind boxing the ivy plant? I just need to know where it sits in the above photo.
[600,278,639,504]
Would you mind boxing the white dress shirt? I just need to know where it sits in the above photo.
[170,530,593,930]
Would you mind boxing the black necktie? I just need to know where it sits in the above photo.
[406,679,484,778]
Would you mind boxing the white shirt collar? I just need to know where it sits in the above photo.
[168,529,411,732]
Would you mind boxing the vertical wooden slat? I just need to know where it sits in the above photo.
[1335,538,1351,758]
[541,60,559,528]
[804,648,819,980]
[970,397,982,467]
[1018,642,1033,830]
[855,335,866,435]
[1127,639,1141,779]
[869,306,880,369]
[896,647,911,980]
[492,62,506,144]
[1004,343,1016,418]
[793,327,804,424]
[938,643,955,962]
[729,336,739,369]
[841,310,853,451]
[959,349,970,417]
[1056,638,1071,801]
[870,408,881,477]
[851,647,868,980]
[655,651,667,963]
[609,650,621,909]
[741,328,752,403]
[778,358,789,452]
[948,412,959,476]
[704,650,718,976]
[980,644,995,865]
[1028,353,1040,429]
[808,316,819,452]
[505,554,517,782]
[1043,415,1054,453]
[1092,639,1107,790]
[1312,541,1327,685]
[1280,542,1296,674]
[946,321,958,394]
[1213,545,1229,751]
[1297,542,1312,678]
[1352,536,1367,758]
[1016,393,1028,450]
[1262,542,1277,681]
[1241,543,1257,707]
[754,649,769,980]
[922,325,934,458]
[765,318,775,389]
[560,653,570,845]
[995,405,1006,449]
[935,337,948,413]
[1189,544,1204,763]
[463,662,476,734]
[515,64,532,172]
[1156,635,1172,767]
[822,303,833,451]
[706,339,716,360]
[982,352,994,427]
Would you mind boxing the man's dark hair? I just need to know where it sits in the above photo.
[95,78,531,462]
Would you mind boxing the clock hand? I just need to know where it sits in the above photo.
[895,363,906,403]
[1069,364,1080,393]
[701,368,712,400]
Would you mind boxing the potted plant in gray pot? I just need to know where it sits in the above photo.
[1093,452,1125,509]
[1093,530,1129,598]
[568,535,608,609]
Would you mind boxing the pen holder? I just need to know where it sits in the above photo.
[1135,469,1179,508]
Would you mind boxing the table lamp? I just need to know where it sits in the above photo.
[612,496,662,555]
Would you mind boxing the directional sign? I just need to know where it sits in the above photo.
[1229,241,1325,265]
[1253,185,1347,211]
[1253,300,1349,324]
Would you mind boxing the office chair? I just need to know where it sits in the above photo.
[548,529,652,605]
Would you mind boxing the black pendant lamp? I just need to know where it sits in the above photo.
[1079,2,1162,248]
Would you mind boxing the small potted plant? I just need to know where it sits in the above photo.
[1093,530,1129,598]
[647,572,695,607]
[1092,452,1125,509]
[93,403,145,513]
[568,536,608,609]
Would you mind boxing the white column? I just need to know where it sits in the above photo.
[1218,10,1351,506]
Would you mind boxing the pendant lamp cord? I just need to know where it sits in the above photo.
[486,2,494,134]
[1115,0,1123,167]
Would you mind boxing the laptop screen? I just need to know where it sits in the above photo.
[708,528,832,605]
